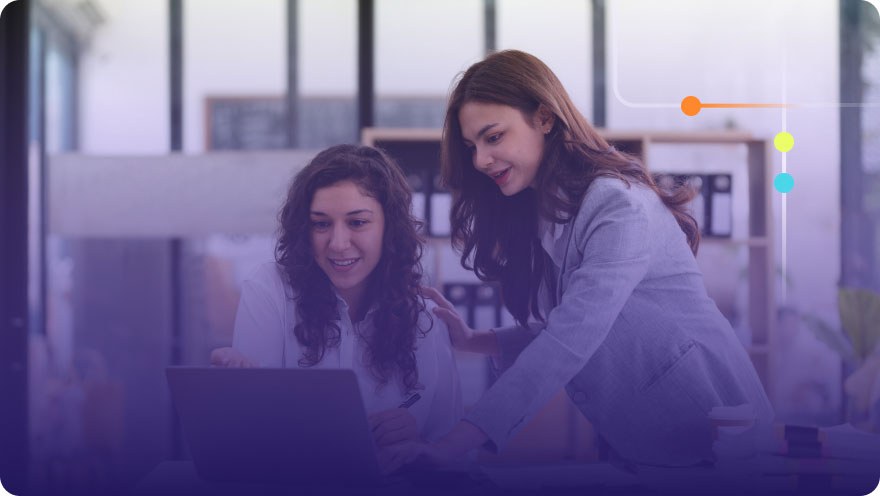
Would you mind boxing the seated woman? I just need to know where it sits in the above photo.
[212,144,462,447]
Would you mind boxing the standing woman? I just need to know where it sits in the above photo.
[379,50,772,472]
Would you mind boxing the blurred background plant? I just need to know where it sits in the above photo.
[804,288,880,431]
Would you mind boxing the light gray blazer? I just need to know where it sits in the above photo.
[464,177,774,466]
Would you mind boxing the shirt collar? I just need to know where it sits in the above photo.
[538,190,575,268]
[332,288,380,322]
[539,215,568,264]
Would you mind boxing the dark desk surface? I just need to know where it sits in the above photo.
[129,460,497,496]
[129,460,880,496]
[128,460,654,496]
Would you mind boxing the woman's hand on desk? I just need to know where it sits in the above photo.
[369,408,418,447]
[377,441,449,475]
[209,347,254,368]
[376,420,488,475]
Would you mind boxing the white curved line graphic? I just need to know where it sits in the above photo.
[609,1,880,109]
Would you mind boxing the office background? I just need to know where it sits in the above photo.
[1,0,879,494]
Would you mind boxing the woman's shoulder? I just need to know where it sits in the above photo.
[415,295,451,342]
[583,175,650,200]
[245,260,282,282]
[243,261,293,296]
[567,176,662,248]
[577,176,652,218]
[420,294,439,312]
[417,296,440,328]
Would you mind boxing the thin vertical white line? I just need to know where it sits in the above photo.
[781,194,787,304]
[779,45,788,305]
[782,52,788,132]
[782,106,787,137]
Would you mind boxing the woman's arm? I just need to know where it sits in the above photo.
[463,181,654,453]
[464,329,500,357]
[227,263,287,367]
[210,347,254,367]
[433,420,488,457]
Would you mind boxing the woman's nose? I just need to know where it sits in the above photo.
[473,146,492,172]
[328,225,351,251]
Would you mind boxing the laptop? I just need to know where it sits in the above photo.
[165,367,382,487]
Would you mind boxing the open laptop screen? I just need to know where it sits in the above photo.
[166,367,381,486]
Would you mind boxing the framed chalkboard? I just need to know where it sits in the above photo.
[205,96,289,150]
[206,96,446,151]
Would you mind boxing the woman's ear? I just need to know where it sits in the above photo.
[534,105,555,134]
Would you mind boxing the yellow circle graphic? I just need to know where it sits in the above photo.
[774,132,794,152]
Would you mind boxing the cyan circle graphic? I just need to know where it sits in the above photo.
[774,172,794,193]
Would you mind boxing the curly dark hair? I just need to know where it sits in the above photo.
[441,50,700,327]
[275,144,429,392]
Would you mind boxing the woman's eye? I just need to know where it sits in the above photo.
[487,133,502,144]
[311,221,330,230]
[349,219,368,228]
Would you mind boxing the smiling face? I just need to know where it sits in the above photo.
[310,181,385,309]
[458,101,553,196]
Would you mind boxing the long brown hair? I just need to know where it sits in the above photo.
[441,50,699,327]
[276,144,428,392]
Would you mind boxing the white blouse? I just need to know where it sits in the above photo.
[231,262,463,442]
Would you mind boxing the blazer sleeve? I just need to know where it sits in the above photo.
[463,181,653,452]
[491,323,543,373]
[491,263,556,371]
[231,264,287,368]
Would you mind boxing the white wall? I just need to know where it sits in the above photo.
[184,0,286,154]
[376,0,483,96]
[79,0,169,154]
[497,0,593,119]
[299,0,357,95]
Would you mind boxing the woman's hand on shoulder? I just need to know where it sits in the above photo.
[209,347,255,368]
[420,287,475,351]
[422,286,500,357]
